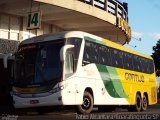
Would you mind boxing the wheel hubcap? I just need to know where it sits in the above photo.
[83,97,90,109]
[142,97,147,108]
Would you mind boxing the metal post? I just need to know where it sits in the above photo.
[104,0,108,11]
[115,2,118,17]
[124,11,128,22]
[90,0,94,6]
[122,8,124,20]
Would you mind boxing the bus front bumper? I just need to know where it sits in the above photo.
[13,93,62,108]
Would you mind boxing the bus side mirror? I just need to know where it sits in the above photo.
[3,53,13,68]
[60,45,74,61]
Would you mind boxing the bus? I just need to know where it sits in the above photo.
[10,31,157,114]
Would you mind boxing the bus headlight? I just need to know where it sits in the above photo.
[49,85,64,94]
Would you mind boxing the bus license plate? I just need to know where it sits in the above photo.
[30,100,39,104]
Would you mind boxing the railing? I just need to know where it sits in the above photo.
[78,0,128,22]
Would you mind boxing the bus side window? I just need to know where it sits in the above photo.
[123,53,133,70]
[83,41,91,65]
[109,48,114,67]
[112,49,124,68]
[83,41,99,65]
[88,42,99,64]
[148,60,154,74]
[65,52,74,78]
[98,46,111,66]
[133,55,138,71]
[133,55,142,72]
[66,38,82,71]
[145,59,150,74]
[141,58,149,73]
[137,56,142,72]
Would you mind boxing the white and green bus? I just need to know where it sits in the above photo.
[11,31,157,114]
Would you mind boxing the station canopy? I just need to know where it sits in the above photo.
[0,0,131,45]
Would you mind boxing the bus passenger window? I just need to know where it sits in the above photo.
[148,60,154,74]
[112,49,123,68]
[98,46,111,66]
[123,53,133,70]
[83,42,91,65]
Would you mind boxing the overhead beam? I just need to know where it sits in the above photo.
[47,16,112,25]
[90,31,124,35]
[63,25,115,31]
[42,11,88,21]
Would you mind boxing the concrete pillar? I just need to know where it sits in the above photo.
[19,17,23,41]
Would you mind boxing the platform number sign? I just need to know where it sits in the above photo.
[27,11,41,30]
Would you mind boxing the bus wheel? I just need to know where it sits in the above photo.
[135,93,142,112]
[128,93,142,112]
[77,91,93,114]
[141,94,148,111]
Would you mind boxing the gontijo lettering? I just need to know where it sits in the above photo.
[125,73,144,82]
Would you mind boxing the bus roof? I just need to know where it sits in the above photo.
[20,31,84,45]
[20,31,152,60]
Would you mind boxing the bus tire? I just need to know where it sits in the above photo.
[141,94,148,111]
[134,93,142,112]
[77,91,93,114]
[128,93,142,112]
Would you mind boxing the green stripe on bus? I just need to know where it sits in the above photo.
[84,36,105,45]
[96,64,128,98]
[106,66,128,98]
[96,64,120,98]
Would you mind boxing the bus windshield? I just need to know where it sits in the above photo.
[14,40,64,86]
